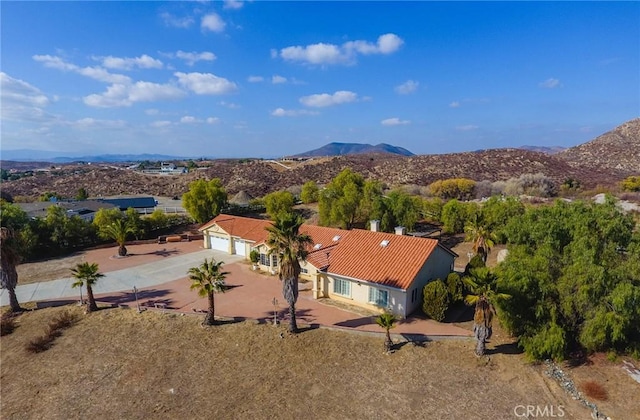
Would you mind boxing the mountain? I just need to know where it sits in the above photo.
[556,118,640,173]
[0,150,187,163]
[291,142,415,157]
[519,145,566,155]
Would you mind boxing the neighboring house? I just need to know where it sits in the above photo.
[17,200,118,222]
[200,214,457,317]
[99,197,157,213]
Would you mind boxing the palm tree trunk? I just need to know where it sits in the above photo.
[1,261,23,313]
[283,277,298,333]
[7,286,23,313]
[118,244,127,257]
[288,302,297,333]
[204,291,215,325]
[86,284,98,312]
[384,329,392,352]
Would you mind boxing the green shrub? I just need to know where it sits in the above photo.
[422,279,450,322]
[464,254,486,276]
[621,175,640,192]
[249,249,260,264]
[446,272,464,304]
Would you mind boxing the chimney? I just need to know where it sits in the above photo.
[394,226,406,236]
[370,220,380,232]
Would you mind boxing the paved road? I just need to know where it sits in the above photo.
[1,249,243,307]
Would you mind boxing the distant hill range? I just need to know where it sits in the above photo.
[556,118,640,172]
[291,142,415,157]
[519,145,567,155]
[0,151,186,163]
[2,119,638,201]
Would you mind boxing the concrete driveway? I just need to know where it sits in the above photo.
[1,247,242,307]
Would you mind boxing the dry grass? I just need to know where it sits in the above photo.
[0,313,18,336]
[17,253,85,285]
[24,310,79,354]
[0,305,596,420]
[580,380,608,401]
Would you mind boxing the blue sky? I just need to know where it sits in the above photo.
[1,1,638,158]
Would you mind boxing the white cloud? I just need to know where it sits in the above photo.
[271,108,319,117]
[175,50,216,66]
[0,72,52,122]
[299,90,357,107]
[206,117,220,124]
[145,109,160,115]
[201,13,226,33]
[33,55,131,84]
[219,101,241,109]
[97,54,163,70]
[84,81,185,108]
[175,72,238,95]
[344,33,404,55]
[538,78,561,89]
[70,117,126,129]
[456,125,479,131]
[278,33,404,66]
[272,75,287,84]
[449,101,460,108]
[160,12,194,28]
[223,0,244,9]
[151,120,172,128]
[180,116,199,124]
[281,43,346,65]
[381,117,410,126]
[248,75,264,83]
[394,80,419,95]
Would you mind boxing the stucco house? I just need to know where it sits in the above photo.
[199,214,457,318]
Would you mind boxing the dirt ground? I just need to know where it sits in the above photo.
[9,240,640,420]
[16,240,203,285]
[0,305,622,420]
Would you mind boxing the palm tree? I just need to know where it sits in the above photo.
[376,312,397,353]
[266,213,313,333]
[70,262,104,313]
[188,258,228,326]
[0,227,23,313]
[101,219,137,257]
[464,267,511,356]
[464,213,497,264]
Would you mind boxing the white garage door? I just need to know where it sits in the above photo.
[209,235,229,253]
[233,239,246,256]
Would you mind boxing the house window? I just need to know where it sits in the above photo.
[301,268,308,274]
[369,287,389,307]
[411,288,418,303]
[333,278,351,297]
[259,253,269,266]
[271,255,278,268]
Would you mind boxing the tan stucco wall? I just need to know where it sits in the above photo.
[325,275,408,317]
[405,246,456,315]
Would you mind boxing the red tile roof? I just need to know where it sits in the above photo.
[201,214,449,290]
[200,214,271,243]
[325,229,439,290]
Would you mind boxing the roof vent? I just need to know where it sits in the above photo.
[313,243,322,250]
[380,239,390,247]
[332,235,341,241]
